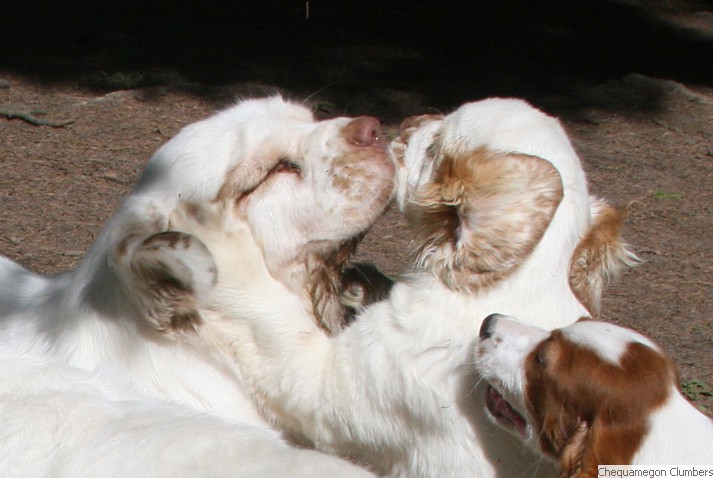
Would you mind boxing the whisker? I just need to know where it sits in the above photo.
[303,83,339,106]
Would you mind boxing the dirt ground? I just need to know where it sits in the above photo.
[1,1,712,415]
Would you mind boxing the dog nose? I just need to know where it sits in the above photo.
[480,313,503,340]
[344,116,381,147]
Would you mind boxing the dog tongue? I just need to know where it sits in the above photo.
[485,385,528,437]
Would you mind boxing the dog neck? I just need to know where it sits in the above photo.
[631,388,713,465]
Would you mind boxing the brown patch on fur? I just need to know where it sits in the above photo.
[129,231,217,335]
[569,198,640,318]
[131,257,204,333]
[328,148,394,205]
[407,146,564,293]
[525,329,676,475]
[329,154,362,194]
[306,238,360,334]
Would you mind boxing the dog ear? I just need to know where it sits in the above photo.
[558,418,650,477]
[557,420,591,478]
[408,146,563,293]
[128,231,217,335]
[306,238,360,334]
[568,197,641,317]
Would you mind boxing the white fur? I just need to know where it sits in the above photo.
[562,319,661,365]
[182,98,614,477]
[0,96,390,477]
[0,347,373,478]
[633,388,713,465]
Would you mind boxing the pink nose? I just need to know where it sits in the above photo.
[343,116,381,147]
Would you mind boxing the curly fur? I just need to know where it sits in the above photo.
[408,146,564,293]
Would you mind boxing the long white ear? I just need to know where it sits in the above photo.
[128,231,217,335]
[408,146,563,293]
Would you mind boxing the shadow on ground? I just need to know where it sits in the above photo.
[2,0,712,119]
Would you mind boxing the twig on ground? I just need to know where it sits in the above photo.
[0,109,75,127]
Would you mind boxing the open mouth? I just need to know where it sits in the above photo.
[485,384,528,438]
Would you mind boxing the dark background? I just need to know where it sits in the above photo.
[3,1,712,118]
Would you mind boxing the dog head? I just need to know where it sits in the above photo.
[391,99,571,294]
[115,96,395,334]
[475,314,676,472]
[390,98,637,315]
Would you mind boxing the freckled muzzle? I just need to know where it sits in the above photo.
[335,116,396,204]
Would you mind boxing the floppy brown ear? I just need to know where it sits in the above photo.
[128,231,217,336]
[552,415,643,478]
[558,418,649,477]
[408,146,563,293]
[557,420,591,478]
[539,406,596,478]
[306,238,360,334]
[569,197,641,317]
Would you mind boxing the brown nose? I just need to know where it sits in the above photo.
[344,116,381,147]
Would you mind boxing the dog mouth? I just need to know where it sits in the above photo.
[485,384,528,438]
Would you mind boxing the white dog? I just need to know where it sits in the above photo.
[476,314,713,473]
[176,98,639,477]
[0,96,394,477]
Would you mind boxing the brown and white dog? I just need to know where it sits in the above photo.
[476,314,713,475]
[0,96,393,477]
[174,98,640,477]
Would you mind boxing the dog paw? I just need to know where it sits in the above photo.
[340,263,394,317]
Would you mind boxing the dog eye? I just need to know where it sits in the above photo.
[274,158,302,175]
[534,347,547,367]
